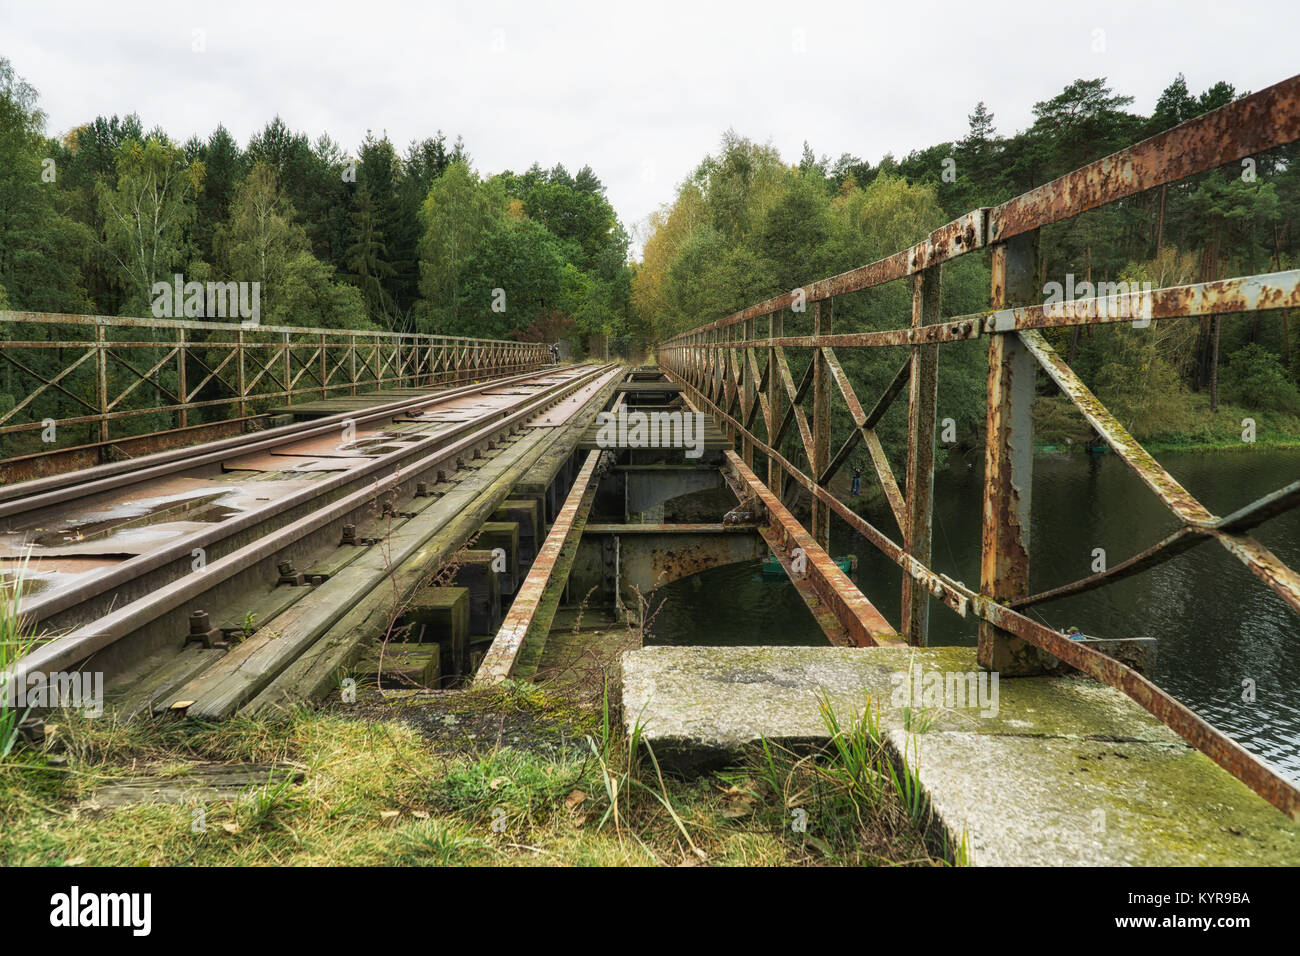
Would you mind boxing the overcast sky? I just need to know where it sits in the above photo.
[4,0,1298,256]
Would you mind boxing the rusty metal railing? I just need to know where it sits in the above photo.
[0,311,548,463]
[655,73,1300,817]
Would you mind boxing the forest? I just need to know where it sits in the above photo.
[0,56,637,349]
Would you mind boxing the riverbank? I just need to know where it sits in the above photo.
[1033,393,1300,455]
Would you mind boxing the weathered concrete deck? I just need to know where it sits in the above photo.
[621,645,1300,865]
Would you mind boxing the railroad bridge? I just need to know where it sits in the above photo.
[4,75,1300,864]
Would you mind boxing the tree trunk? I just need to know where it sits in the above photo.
[1274,224,1291,367]
[1155,185,1167,256]
[1209,316,1222,413]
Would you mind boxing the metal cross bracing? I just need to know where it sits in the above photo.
[0,310,549,459]
[655,73,1300,817]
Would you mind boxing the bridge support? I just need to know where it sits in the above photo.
[811,300,831,551]
[767,311,783,502]
[979,230,1042,674]
[902,263,941,645]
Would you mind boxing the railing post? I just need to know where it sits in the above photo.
[768,310,783,499]
[902,263,942,645]
[319,333,327,399]
[177,327,188,430]
[742,315,755,467]
[713,328,721,427]
[350,335,357,396]
[724,323,736,448]
[282,331,291,406]
[979,229,1041,674]
[236,328,247,419]
[812,298,831,552]
[96,323,108,444]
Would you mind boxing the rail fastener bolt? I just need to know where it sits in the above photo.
[188,609,227,650]
[277,560,306,586]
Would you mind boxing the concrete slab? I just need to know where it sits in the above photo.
[620,645,1300,865]
[904,730,1299,866]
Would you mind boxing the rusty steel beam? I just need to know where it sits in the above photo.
[666,316,981,353]
[476,450,602,686]
[1020,328,1216,526]
[767,311,783,497]
[664,269,1300,354]
[742,315,757,467]
[819,349,909,530]
[902,264,942,646]
[1210,530,1300,615]
[989,74,1300,242]
[744,348,768,433]
[1014,527,1202,609]
[985,269,1300,335]
[979,232,1040,675]
[811,301,832,551]
[725,450,902,648]
[772,346,816,465]
[1220,480,1300,531]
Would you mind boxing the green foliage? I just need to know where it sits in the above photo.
[0,59,94,314]
[1222,343,1300,413]
[415,160,633,347]
[214,162,368,329]
[417,161,500,330]
[96,137,204,312]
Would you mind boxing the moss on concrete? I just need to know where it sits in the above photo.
[620,645,1300,865]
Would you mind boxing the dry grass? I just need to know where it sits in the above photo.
[0,677,947,867]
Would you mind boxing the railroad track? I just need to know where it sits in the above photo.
[3,363,622,716]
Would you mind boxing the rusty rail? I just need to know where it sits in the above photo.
[0,310,549,461]
[655,73,1300,817]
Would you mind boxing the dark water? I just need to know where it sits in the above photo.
[647,447,1300,783]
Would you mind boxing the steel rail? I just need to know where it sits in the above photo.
[0,365,562,515]
[13,366,606,627]
[8,364,616,683]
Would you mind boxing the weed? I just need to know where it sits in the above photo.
[0,556,35,760]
